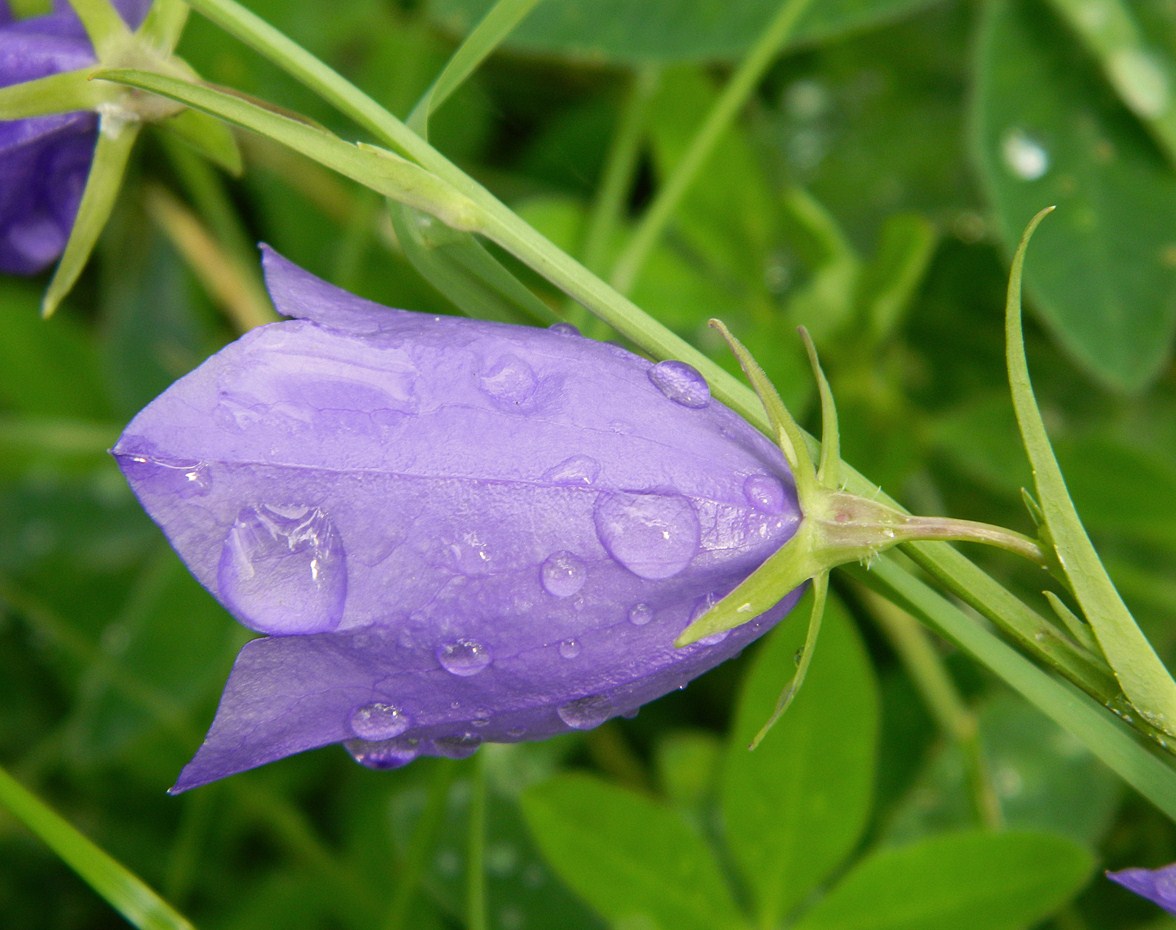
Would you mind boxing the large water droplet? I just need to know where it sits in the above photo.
[648,360,710,408]
[349,702,410,741]
[541,551,587,598]
[479,354,537,408]
[217,504,347,635]
[557,694,613,730]
[558,638,581,659]
[346,738,419,770]
[433,733,482,759]
[593,491,700,580]
[542,454,600,486]
[628,603,654,626]
[743,474,788,514]
[437,639,493,676]
[1000,128,1049,181]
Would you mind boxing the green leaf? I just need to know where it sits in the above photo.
[721,595,878,928]
[973,0,1176,391]
[521,773,745,930]
[1005,208,1176,736]
[791,830,1093,930]
[0,764,196,930]
[429,0,944,65]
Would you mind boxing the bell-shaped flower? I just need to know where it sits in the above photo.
[112,248,803,792]
[1108,863,1176,915]
[0,0,148,274]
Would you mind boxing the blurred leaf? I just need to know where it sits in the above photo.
[974,0,1176,392]
[721,594,879,928]
[654,730,722,809]
[791,830,1093,930]
[429,0,944,65]
[885,694,1122,847]
[521,773,744,930]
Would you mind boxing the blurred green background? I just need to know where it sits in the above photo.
[2,0,1176,927]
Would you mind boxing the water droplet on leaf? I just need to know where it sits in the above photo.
[1000,128,1049,181]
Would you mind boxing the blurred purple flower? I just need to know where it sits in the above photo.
[1108,863,1176,914]
[113,248,802,791]
[0,0,148,274]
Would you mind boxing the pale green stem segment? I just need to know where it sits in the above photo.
[677,323,1050,648]
[0,764,196,930]
[0,69,110,119]
[138,0,190,51]
[466,754,489,930]
[407,0,543,137]
[608,0,816,293]
[1006,207,1176,737]
[42,120,140,318]
[67,0,132,57]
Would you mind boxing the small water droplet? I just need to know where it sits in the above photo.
[743,474,788,514]
[470,709,491,727]
[648,360,711,408]
[433,733,482,759]
[346,737,419,770]
[559,638,581,659]
[688,595,730,646]
[1000,128,1049,181]
[437,639,493,676]
[542,454,600,486]
[449,532,492,576]
[349,702,410,741]
[118,450,213,497]
[628,602,654,626]
[506,727,527,739]
[541,551,587,597]
[549,322,580,337]
[593,491,700,580]
[217,504,347,635]
[479,354,537,407]
[557,694,613,730]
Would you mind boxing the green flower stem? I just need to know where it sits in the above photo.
[607,0,816,294]
[384,762,459,930]
[0,69,110,120]
[865,588,1003,830]
[139,0,190,51]
[466,754,489,930]
[0,764,196,930]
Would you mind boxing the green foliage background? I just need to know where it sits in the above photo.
[2,0,1175,927]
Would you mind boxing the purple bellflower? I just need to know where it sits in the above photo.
[113,248,802,792]
[1108,863,1176,915]
[0,0,148,274]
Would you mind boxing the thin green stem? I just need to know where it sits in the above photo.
[384,762,458,930]
[865,588,1003,830]
[466,755,488,930]
[608,0,816,294]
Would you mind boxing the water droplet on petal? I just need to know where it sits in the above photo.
[690,595,730,646]
[218,504,347,635]
[542,454,600,486]
[648,360,710,408]
[628,602,654,626]
[434,733,482,759]
[541,551,587,597]
[559,638,581,659]
[557,694,613,730]
[593,491,700,580]
[743,474,788,514]
[349,702,410,741]
[549,322,580,336]
[479,354,537,407]
[437,639,493,676]
[347,737,419,770]
[1000,128,1049,181]
[118,451,213,497]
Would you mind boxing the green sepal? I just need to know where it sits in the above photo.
[0,69,109,120]
[1043,591,1098,654]
[1006,207,1176,736]
[67,0,131,57]
[137,0,189,51]
[42,121,140,318]
[158,108,243,176]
